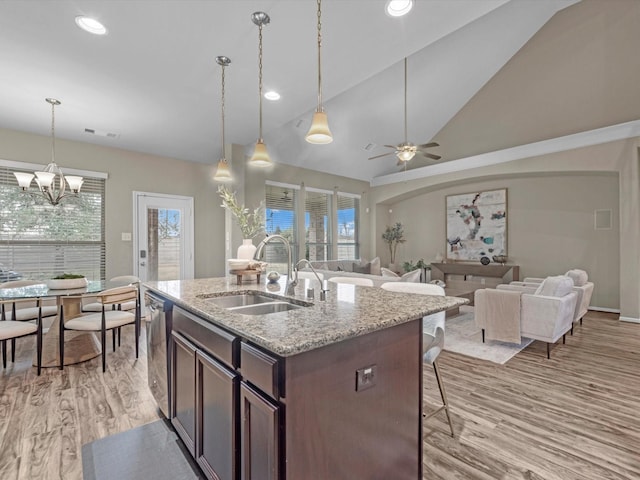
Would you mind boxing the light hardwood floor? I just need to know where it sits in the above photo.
[1,311,638,479]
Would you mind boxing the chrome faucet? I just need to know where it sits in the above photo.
[293,259,328,301]
[253,234,296,296]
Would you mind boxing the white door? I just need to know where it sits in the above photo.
[134,192,194,282]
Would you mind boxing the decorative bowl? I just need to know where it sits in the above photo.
[227,258,250,270]
[492,255,508,264]
[47,277,88,290]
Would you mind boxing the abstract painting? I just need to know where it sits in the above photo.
[446,189,507,261]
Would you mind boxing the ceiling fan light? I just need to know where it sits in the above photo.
[249,140,272,167]
[305,111,333,144]
[397,150,415,162]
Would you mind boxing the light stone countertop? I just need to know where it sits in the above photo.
[144,276,468,357]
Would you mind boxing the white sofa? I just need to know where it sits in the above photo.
[305,258,420,288]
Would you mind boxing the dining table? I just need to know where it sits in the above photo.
[0,280,106,368]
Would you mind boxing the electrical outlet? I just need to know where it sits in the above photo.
[121,232,132,241]
[355,364,377,392]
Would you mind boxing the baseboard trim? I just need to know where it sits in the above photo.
[589,306,620,313]
[619,316,640,324]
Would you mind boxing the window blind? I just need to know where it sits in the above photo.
[337,194,359,260]
[305,190,331,261]
[265,184,298,270]
[0,166,106,281]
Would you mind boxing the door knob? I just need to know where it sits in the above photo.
[140,261,146,266]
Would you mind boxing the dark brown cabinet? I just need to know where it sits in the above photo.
[171,331,196,456]
[197,350,239,480]
[240,377,280,480]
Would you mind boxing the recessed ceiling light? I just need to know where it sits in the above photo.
[386,0,414,17]
[264,91,281,101]
[75,16,108,35]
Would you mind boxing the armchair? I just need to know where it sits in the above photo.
[475,276,578,358]
[507,269,594,329]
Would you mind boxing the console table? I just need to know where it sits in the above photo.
[431,262,519,294]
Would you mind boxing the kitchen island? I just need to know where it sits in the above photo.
[145,276,467,480]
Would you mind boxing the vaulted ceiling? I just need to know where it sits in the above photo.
[0,0,581,183]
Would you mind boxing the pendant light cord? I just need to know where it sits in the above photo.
[221,63,226,157]
[258,23,264,141]
[51,100,56,164]
[403,57,408,144]
[316,0,323,111]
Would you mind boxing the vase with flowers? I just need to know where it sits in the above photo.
[218,186,265,260]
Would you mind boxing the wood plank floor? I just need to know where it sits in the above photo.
[1,311,638,479]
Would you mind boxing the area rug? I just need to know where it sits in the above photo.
[82,419,204,480]
[444,307,534,364]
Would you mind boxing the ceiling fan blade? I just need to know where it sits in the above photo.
[418,142,439,149]
[368,152,394,160]
[420,152,442,161]
[383,145,399,150]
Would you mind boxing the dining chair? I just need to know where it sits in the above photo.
[59,285,140,372]
[82,275,140,348]
[0,298,43,375]
[380,282,454,437]
[1,280,57,361]
[328,276,374,287]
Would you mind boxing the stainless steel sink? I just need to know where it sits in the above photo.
[228,301,303,315]
[201,292,311,316]
[206,293,277,309]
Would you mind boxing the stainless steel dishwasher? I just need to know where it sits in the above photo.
[145,291,172,417]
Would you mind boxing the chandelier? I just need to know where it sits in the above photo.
[13,98,83,206]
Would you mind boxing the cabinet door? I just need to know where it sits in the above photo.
[240,383,280,480]
[196,351,239,480]
[171,332,196,456]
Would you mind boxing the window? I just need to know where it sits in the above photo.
[263,182,360,267]
[0,165,105,281]
[305,189,331,261]
[265,184,298,272]
[337,194,359,260]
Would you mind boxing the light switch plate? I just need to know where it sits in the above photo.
[121,232,132,241]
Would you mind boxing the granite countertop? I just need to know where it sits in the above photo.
[144,276,468,357]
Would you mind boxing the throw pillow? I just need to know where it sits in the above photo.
[399,269,421,283]
[336,265,343,271]
[369,257,381,276]
[380,267,399,278]
[353,262,371,274]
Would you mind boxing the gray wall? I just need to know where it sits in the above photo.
[378,173,619,309]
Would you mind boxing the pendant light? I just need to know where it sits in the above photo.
[213,56,233,183]
[249,12,273,167]
[13,98,83,205]
[305,0,333,144]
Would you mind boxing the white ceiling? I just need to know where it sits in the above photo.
[0,0,579,184]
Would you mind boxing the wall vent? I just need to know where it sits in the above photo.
[84,128,119,138]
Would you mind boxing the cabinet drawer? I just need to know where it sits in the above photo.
[173,306,238,368]
[240,342,280,399]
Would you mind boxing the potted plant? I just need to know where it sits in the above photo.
[381,222,405,270]
[402,258,431,282]
[218,186,265,260]
[47,273,88,290]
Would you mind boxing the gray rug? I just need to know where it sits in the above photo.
[444,307,533,364]
[82,419,204,480]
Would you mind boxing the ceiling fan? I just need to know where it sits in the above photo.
[280,190,291,202]
[368,57,441,167]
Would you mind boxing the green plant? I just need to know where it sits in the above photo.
[381,222,405,265]
[52,273,85,279]
[402,258,430,273]
[218,185,265,239]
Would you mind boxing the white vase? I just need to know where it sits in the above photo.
[237,239,257,260]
